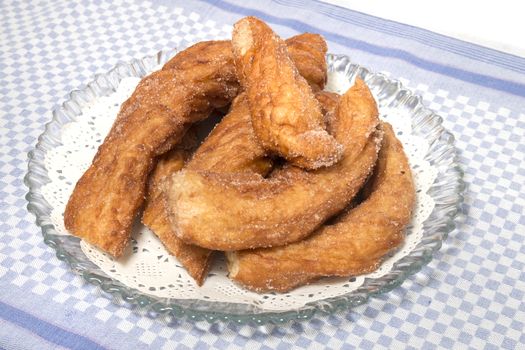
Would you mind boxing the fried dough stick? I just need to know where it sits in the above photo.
[167,79,381,251]
[232,17,343,169]
[65,33,328,258]
[140,132,218,285]
[227,124,415,292]
[64,41,239,257]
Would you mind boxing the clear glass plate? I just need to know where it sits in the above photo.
[25,49,464,324]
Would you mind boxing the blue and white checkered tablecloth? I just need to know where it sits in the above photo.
[1,0,524,349]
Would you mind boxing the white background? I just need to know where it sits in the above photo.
[322,0,525,58]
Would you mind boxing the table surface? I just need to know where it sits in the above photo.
[1,0,524,349]
[323,0,525,58]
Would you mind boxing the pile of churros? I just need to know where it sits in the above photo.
[64,17,415,293]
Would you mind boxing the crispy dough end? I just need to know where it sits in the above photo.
[232,16,343,170]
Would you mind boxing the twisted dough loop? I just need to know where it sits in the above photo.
[166,79,381,251]
[227,123,416,292]
[144,90,337,284]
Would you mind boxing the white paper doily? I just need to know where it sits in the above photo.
[42,71,436,311]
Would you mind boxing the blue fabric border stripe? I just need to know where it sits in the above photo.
[275,0,525,72]
[0,319,61,350]
[0,301,105,350]
[199,0,525,98]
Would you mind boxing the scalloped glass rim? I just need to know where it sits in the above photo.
[25,49,464,324]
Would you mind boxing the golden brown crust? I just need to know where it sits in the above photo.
[283,33,328,91]
[143,94,272,285]
[142,135,213,286]
[315,91,340,135]
[232,17,342,169]
[187,94,272,175]
[166,79,381,251]
[227,124,416,292]
[64,40,240,257]
[65,33,329,258]
[148,91,331,284]
[151,95,270,284]
[140,34,330,283]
